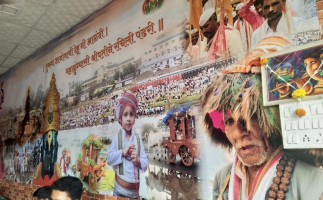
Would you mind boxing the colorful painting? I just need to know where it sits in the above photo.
[261,40,323,106]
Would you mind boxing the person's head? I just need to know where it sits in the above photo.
[62,148,66,156]
[202,74,282,167]
[51,176,83,200]
[262,0,285,25]
[191,29,199,46]
[33,186,52,200]
[302,50,323,81]
[116,91,138,133]
[254,0,264,17]
[199,8,218,41]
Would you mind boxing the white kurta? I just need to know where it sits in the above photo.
[107,128,148,197]
[251,13,319,49]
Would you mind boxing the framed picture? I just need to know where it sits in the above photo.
[261,40,323,106]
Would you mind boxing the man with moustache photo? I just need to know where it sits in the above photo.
[201,73,323,199]
[251,0,319,48]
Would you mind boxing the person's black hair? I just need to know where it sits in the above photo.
[254,0,263,6]
[260,0,285,6]
[51,176,83,200]
[302,49,320,60]
[209,12,217,22]
[33,186,52,199]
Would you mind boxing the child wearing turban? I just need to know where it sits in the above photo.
[107,91,148,199]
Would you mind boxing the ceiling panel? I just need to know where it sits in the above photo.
[0,22,30,43]
[0,0,113,76]
[1,57,21,68]
[53,0,110,18]
[0,56,6,64]
[30,0,55,6]
[11,45,36,59]
[20,29,56,48]
[0,2,47,27]
[35,9,81,35]
[0,41,16,56]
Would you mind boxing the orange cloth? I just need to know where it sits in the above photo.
[216,0,233,26]
[189,0,203,29]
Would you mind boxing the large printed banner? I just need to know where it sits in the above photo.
[0,0,322,199]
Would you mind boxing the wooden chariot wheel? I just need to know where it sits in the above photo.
[179,146,194,167]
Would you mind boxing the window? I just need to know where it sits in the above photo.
[149,50,152,53]
[154,48,157,51]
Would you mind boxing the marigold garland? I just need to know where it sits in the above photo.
[292,88,306,99]
[260,58,268,66]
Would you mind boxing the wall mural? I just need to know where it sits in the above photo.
[0,0,322,199]
[33,74,61,186]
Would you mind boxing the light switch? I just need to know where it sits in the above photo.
[293,133,299,144]
[317,104,323,114]
[313,118,318,129]
[305,120,311,129]
[292,122,297,130]
[284,107,290,118]
[285,122,291,131]
[287,133,293,144]
[310,104,317,114]
[298,120,304,130]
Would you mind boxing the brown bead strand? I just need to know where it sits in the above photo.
[266,154,296,200]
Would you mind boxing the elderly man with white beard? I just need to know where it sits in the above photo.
[201,73,323,200]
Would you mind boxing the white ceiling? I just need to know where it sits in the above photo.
[0,0,113,75]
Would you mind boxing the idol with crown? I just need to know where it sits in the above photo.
[33,73,61,185]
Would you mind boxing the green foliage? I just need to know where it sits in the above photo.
[88,159,95,166]
[78,153,83,161]
[171,94,200,106]
[83,134,104,148]
[93,137,103,148]
[84,138,90,147]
